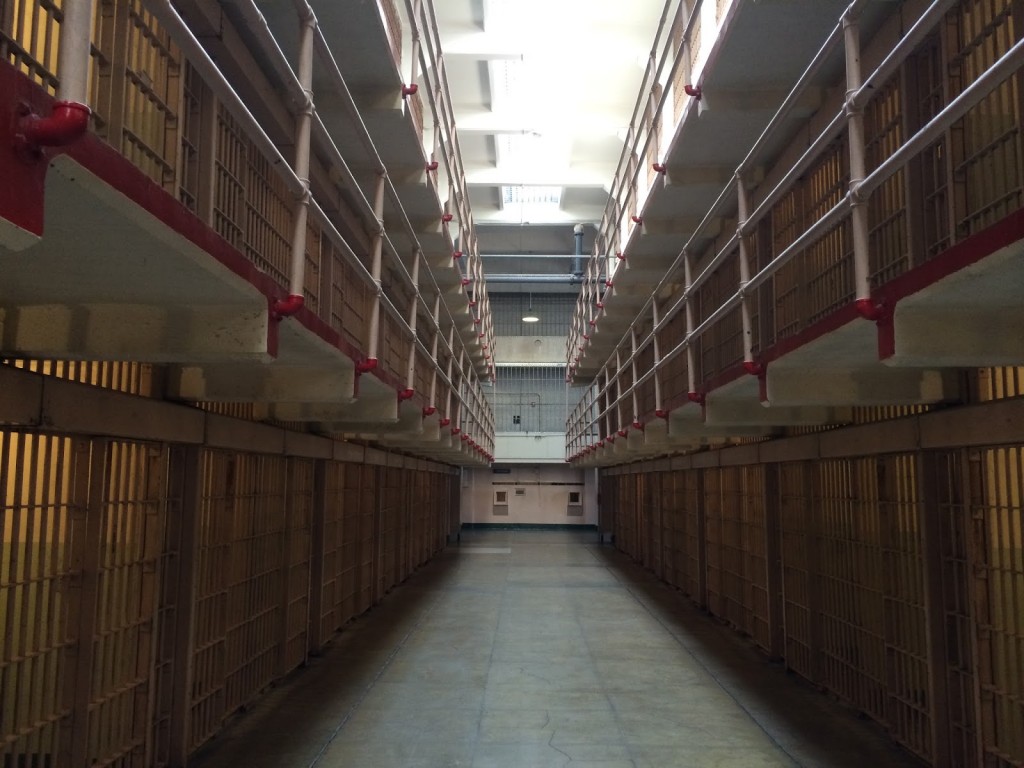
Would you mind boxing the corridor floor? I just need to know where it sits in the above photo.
[192,530,922,768]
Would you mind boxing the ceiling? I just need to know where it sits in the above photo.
[434,0,667,274]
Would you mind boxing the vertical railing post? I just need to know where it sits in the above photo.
[630,328,640,427]
[428,294,441,411]
[683,250,700,400]
[844,12,874,313]
[737,173,759,371]
[280,6,316,311]
[364,172,387,368]
[615,350,625,436]
[652,299,664,416]
[405,250,421,397]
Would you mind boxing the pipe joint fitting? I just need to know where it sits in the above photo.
[17,101,92,156]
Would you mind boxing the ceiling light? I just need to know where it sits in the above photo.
[522,293,539,323]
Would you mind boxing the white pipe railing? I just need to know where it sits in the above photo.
[567,0,1001,452]
[142,0,492,448]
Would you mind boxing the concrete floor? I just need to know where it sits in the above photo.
[191,529,924,768]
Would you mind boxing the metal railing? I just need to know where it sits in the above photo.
[566,0,1024,460]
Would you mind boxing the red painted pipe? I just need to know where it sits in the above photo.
[855,298,884,321]
[426,160,438,172]
[423,405,437,417]
[402,83,418,97]
[743,360,764,376]
[652,162,666,174]
[356,358,378,374]
[687,391,705,405]
[442,213,453,222]
[439,417,451,427]
[398,387,415,402]
[631,215,643,225]
[19,101,91,150]
[655,409,669,420]
[632,420,644,431]
[271,293,304,319]
[453,250,463,260]
[684,84,702,99]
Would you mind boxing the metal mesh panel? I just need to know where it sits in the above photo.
[85,441,168,768]
[0,0,61,91]
[2,360,154,397]
[948,0,1022,239]
[817,458,887,721]
[490,366,579,433]
[490,294,577,337]
[282,460,312,672]
[780,461,815,680]
[971,446,1024,767]
[864,76,908,284]
[0,432,79,767]
[878,454,931,759]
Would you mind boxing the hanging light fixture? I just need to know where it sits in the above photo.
[522,292,539,323]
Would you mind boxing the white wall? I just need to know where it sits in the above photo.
[495,432,566,463]
[461,464,595,526]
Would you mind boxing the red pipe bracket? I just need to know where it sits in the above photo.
[17,101,91,156]
[855,298,885,322]
[743,360,764,376]
[271,294,305,319]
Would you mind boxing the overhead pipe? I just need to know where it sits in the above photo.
[485,273,607,285]
[573,223,585,277]
[18,0,93,153]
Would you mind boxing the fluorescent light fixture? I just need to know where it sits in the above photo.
[522,293,539,322]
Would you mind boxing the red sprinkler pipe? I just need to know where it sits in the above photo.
[271,293,304,319]
[855,298,884,321]
[18,101,92,152]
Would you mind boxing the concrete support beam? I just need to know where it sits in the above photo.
[171,364,356,402]
[0,303,271,362]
